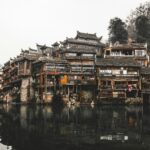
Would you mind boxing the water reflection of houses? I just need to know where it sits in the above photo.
[0,105,144,149]
[95,106,143,143]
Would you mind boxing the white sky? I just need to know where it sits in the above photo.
[0,0,148,64]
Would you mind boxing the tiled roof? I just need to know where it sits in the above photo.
[36,44,52,50]
[61,47,96,54]
[52,42,59,47]
[76,31,99,40]
[33,57,67,64]
[63,38,103,47]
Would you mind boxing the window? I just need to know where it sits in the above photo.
[77,53,81,56]
[135,50,145,56]
[66,53,76,56]
[101,80,111,86]
[83,67,94,72]
[106,50,110,55]
[71,67,81,72]
[82,54,93,57]
[100,70,112,74]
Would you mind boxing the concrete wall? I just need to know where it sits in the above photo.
[20,78,29,102]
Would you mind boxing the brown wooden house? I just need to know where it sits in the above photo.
[60,31,104,103]
[104,43,148,67]
[2,49,39,103]
[32,57,69,103]
[96,58,141,102]
[141,68,150,94]
[2,60,11,102]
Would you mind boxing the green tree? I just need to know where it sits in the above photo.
[135,15,149,43]
[108,17,128,44]
[126,1,150,41]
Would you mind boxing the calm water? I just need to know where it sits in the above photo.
[0,104,150,150]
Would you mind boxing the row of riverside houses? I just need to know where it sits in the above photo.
[1,31,150,104]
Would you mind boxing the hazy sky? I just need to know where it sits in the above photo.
[0,0,148,64]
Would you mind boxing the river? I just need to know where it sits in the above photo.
[0,104,149,150]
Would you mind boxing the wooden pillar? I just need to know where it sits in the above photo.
[18,63,20,75]
[80,84,82,101]
[54,76,56,92]
[93,85,95,101]
[76,84,78,94]
[68,86,70,100]
[45,73,47,94]
[112,80,114,90]
[139,77,141,90]
[40,73,43,101]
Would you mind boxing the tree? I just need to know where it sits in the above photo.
[126,1,150,41]
[135,15,149,43]
[108,17,128,44]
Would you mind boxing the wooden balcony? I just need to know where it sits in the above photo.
[142,79,150,84]
[65,56,94,60]
[105,54,134,58]
[18,69,31,76]
[100,85,112,90]
[142,89,150,94]
[99,74,139,77]
[81,80,96,85]
[99,91,126,99]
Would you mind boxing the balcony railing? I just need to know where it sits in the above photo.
[114,86,127,90]
[99,74,139,77]
[45,68,69,73]
[106,54,134,57]
[81,80,96,85]
[18,69,31,75]
[142,89,150,93]
[99,91,126,98]
[105,54,147,58]
[100,85,112,90]
[65,56,94,59]
[141,79,150,84]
